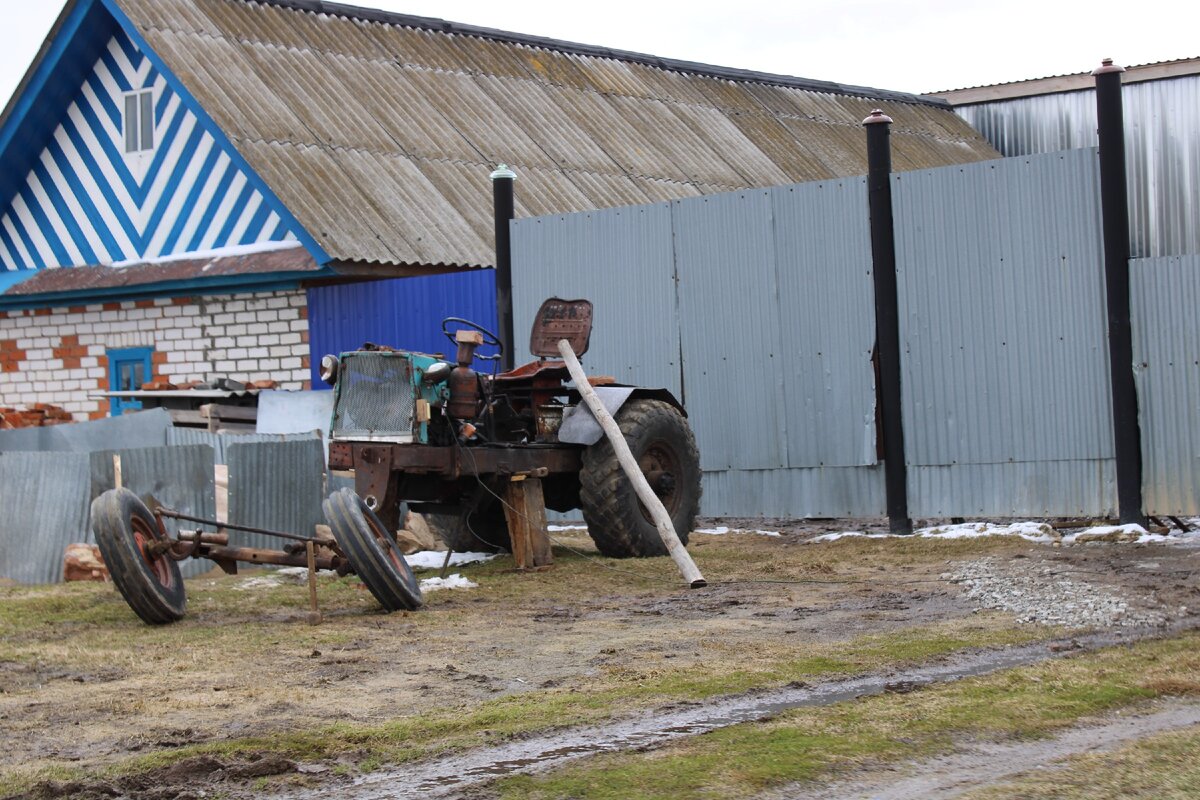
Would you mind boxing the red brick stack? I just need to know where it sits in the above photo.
[0,403,74,428]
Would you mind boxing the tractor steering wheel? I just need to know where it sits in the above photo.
[441,317,503,361]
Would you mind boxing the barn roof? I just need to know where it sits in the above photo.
[103,0,998,270]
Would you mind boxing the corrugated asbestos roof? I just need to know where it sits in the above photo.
[116,0,1000,269]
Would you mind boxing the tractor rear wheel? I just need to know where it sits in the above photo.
[579,399,701,558]
[91,488,187,625]
[324,488,423,612]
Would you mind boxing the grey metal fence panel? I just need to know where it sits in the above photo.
[0,408,171,453]
[1132,255,1200,515]
[0,452,91,584]
[909,461,1117,519]
[769,178,878,468]
[0,426,65,452]
[510,203,682,397]
[702,466,884,518]
[166,428,320,465]
[226,440,326,550]
[894,149,1114,491]
[673,190,788,471]
[955,76,1200,259]
[89,445,216,578]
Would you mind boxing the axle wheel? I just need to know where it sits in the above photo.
[91,488,186,625]
[323,488,422,612]
[579,399,701,558]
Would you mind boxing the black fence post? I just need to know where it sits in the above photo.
[1093,60,1146,527]
[863,109,912,535]
[491,164,517,372]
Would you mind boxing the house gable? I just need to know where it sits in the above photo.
[0,0,317,273]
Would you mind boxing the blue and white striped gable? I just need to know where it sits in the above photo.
[0,12,305,273]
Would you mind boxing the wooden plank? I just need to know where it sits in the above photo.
[502,477,553,569]
[168,409,207,426]
[200,404,259,422]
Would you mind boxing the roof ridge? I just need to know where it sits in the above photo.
[242,0,948,108]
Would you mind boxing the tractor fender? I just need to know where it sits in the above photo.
[559,386,686,446]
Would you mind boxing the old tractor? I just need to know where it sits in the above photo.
[91,299,701,623]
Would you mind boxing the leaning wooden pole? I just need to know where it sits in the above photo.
[558,339,706,588]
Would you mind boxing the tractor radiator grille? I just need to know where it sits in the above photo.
[331,353,416,441]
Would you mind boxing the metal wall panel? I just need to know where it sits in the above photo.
[702,467,885,518]
[895,149,1113,471]
[306,271,499,386]
[0,452,91,584]
[165,428,320,465]
[673,190,787,470]
[510,203,682,397]
[909,461,1117,518]
[1132,255,1200,515]
[770,178,878,468]
[226,440,326,550]
[0,409,172,453]
[955,76,1200,258]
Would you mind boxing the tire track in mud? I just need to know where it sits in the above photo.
[275,622,1199,799]
[766,699,1200,800]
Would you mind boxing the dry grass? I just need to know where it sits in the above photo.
[496,633,1200,800]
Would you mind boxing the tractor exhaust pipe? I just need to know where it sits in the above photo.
[491,164,517,372]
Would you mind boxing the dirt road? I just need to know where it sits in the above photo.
[2,520,1197,799]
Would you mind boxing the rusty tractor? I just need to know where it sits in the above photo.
[92,299,701,623]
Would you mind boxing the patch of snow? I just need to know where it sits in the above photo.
[694,526,781,537]
[547,524,588,532]
[807,531,890,542]
[918,521,1058,543]
[1135,529,1200,546]
[419,573,478,592]
[809,520,1200,547]
[1060,524,1147,545]
[405,550,497,570]
[807,522,1056,544]
[234,567,339,590]
[106,240,301,268]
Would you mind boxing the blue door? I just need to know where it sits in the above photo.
[107,347,152,416]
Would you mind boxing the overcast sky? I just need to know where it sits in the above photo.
[0,0,1192,107]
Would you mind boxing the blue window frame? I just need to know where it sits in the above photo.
[107,347,152,416]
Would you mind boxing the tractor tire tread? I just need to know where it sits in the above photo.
[323,488,422,612]
[579,399,700,558]
[91,488,186,625]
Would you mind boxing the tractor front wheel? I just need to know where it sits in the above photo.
[91,488,187,625]
[579,399,701,558]
[324,488,423,612]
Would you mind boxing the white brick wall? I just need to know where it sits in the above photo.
[0,290,311,421]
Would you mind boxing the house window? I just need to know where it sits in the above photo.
[108,347,152,416]
[123,90,155,153]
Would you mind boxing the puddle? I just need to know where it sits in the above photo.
[276,626,1187,799]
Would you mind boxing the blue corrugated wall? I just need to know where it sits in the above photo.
[306,271,498,387]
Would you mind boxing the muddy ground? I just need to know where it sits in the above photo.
[1,518,1198,799]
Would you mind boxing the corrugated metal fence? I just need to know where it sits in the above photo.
[954,76,1200,259]
[0,418,329,584]
[513,147,1200,518]
[514,177,885,517]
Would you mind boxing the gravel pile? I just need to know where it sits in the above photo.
[949,557,1172,628]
